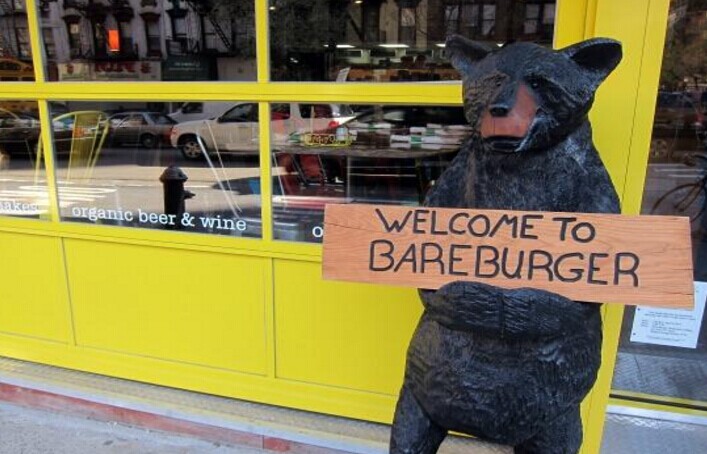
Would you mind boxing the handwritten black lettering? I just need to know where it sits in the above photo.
[520,214,543,239]
[614,252,640,287]
[553,252,585,283]
[475,245,500,278]
[501,248,524,279]
[449,213,469,235]
[552,216,578,241]
[394,244,418,273]
[528,250,554,281]
[572,222,596,243]
[469,214,491,237]
[489,214,519,238]
[588,253,609,285]
[449,244,471,276]
[421,243,445,274]
[369,239,395,271]
[429,211,448,235]
[375,208,412,233]
[413,209,430,234]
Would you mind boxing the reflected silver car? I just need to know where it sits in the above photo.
[108,112,176,148]
[170,103,355,160]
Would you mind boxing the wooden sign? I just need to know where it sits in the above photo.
[322,204,694,309]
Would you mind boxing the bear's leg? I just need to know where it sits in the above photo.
[389,385,447,454]
[514,406,582,454]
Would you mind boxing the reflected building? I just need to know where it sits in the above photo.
[39,0,256,81]
[270,0,556,81]
[0,1,33,81]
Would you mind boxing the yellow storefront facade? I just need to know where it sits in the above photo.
[0,1,704,453]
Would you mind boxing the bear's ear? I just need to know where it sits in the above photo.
[560,38,623,87]
[445,35,493,73]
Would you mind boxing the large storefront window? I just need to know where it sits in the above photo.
[269,0,556,82]
[39,1,256,82]
[613,0,707,405]
[0,0,34,81]
[49,101,261,238]
[271,103,471,242]
[0,100,46,218]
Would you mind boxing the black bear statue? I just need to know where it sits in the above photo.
[389,35,623,454]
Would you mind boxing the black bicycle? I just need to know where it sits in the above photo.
[651,152,707,236]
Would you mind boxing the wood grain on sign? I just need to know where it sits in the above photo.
[322,204,694,309]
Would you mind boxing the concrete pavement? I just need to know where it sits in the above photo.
[0,401,264,454]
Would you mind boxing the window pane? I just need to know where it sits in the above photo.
[0,100,47,219]
[271,103,471,243]
[526,4,541,20]
[543,3,556,23]
[40,1,256,82]
[269,0,556,82]
[0,1,34,81]
[49,101,261,238]
[613,0,707,404]
[482,5,496,21]
[524,20,538,35]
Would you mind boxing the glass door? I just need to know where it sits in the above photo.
[612,0,707,413]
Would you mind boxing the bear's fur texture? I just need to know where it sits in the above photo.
[389,36,623,454]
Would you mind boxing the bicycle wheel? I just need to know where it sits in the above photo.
[651,182,707,235]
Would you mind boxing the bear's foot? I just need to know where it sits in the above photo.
[514,406,582,454]
[390,385,447,454]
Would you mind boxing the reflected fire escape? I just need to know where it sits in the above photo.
[167,0,253,57]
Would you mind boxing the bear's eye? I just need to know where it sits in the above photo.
[525,74,547,89]
[526,75,545,89]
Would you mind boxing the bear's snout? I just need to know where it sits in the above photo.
[480,83,538,151]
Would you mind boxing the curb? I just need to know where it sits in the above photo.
[0,381,378,454]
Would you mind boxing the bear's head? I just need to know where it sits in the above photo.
[445,35,622,154]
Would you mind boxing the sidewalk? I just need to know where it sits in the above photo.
[0,401,261,454]
[0,356,705,454]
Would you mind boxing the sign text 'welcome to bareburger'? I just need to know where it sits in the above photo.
[322,204,693,309]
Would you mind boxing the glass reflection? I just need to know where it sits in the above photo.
[271,103,470,242]
[269,0,556,82]
[0,100,47,218]
[0,1,34,81]
[613,0,707,404]
[40,1,256,82]
[51,101,261,238]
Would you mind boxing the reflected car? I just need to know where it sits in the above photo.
[348,105,468,128]
[170,102,356,160]
[0,108,107,157]
[108,112,177,148]
[0,108,41,156]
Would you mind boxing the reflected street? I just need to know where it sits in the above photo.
[0,147,261,232]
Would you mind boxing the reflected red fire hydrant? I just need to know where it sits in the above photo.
[159,166,195,230]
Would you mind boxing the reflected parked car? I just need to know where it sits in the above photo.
[0,108,41,156]
[0,108,108,157]
[170,102,356,160]
[348,105,468,128]
[108,112,176,148]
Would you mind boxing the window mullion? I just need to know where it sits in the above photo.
[25,0,46,82]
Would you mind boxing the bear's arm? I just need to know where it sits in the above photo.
[419,145,615,339]
[420,282,599,339]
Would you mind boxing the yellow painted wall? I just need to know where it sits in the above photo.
[64,239,269,374]
[0,1,673,453]
[0,233,69,342]
[274,260,420,395]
